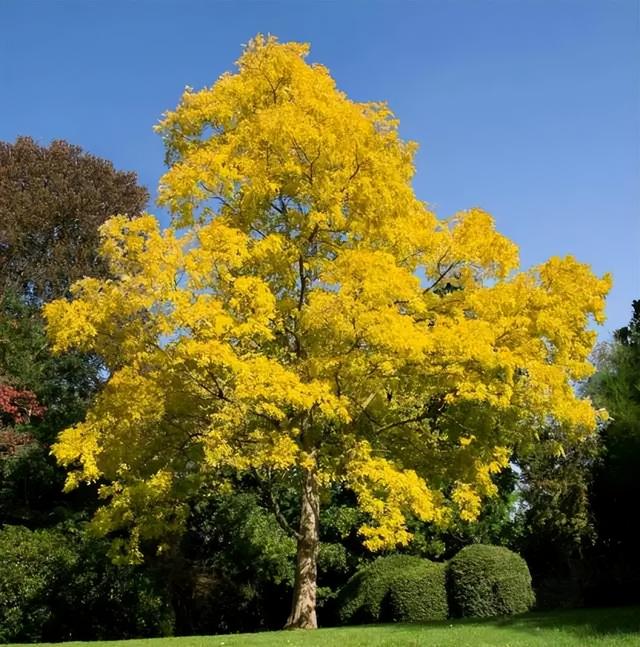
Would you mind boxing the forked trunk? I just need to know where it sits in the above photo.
[285,467,320,629]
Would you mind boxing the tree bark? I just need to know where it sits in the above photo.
[285,467,320,629]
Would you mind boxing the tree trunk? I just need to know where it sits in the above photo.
[285,467,320,629]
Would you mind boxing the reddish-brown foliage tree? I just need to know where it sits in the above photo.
[0,136,148,302]
[0,383,45,426]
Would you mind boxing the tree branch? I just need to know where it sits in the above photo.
[255,470,302,540]
[424,261,459,293]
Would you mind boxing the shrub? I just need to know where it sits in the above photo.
[0,525,76,643]
[0,524,173,642]
[386,562,449,623]
[58,531,174,640]
[337,554,448,625]
[447,544,535,618]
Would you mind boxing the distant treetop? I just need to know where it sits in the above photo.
[0,136,148,302]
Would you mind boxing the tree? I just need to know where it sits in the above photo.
[0,136,148,302]
[589,300,640,430]
[45,36,610,628]
[0,383,44,427]
[516,425,600,607]
[585,299,640,603]
[0,137,147,524]
[0,294,102,526]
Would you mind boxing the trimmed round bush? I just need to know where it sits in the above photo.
[447,544,535,618]
[337,554,448,625]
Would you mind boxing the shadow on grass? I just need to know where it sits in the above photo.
[496,606,640,638]
[361,605,640,640]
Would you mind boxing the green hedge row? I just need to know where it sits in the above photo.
[336,544,535,625]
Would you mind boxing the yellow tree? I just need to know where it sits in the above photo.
[45,36,610,629]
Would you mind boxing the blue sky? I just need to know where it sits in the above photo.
[1,0,638,338]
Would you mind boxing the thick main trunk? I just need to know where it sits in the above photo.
[285,468,320,629]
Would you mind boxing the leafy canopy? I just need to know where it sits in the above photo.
[45,36,610,561]
[0,136,148,302]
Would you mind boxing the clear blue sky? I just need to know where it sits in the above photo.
[1,0,638,338]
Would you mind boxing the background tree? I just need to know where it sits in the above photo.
[45,36,610,629]
[0,136,148,526]
[0,140,169,641]
[586,299,640,604]
[0,295,102,526]
[516,426,600,608]
[0,524,173,643]
[0,136,148,302]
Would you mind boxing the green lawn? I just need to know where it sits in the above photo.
[16,606,640,647]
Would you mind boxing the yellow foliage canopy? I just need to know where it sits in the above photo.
[45,36,610,559]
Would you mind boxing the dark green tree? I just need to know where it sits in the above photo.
[0,294,103,525]
[516,426,600,607]
[586,300,640,604]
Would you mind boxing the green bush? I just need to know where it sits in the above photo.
[447,544,535,618]
[0,524,174,642]
[337,554,448,625]
[0,525,76,643]
[58,530,174,640]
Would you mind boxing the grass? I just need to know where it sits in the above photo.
[15,606,640,647]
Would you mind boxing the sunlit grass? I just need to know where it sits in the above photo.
[15,605,640,647]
